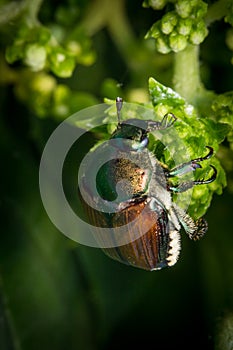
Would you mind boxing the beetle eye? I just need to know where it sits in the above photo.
[132,136,149,151]
[140,137,149,148]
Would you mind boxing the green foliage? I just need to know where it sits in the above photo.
[6,22,95,77]
[145,0,208,53]
[12,70,98,119]
[211,92,233,150]
[2,0,95,78]
[95,78,229,220]
[1,0,233,349]
[148,78,228,219]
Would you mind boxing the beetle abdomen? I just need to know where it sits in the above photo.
[82,193,180,270]
[104,199,180,270]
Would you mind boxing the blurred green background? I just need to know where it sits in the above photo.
[1,0,233,349]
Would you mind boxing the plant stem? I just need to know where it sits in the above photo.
[82,0,170,85]
[82,0,136,67]
[25,0,44,25]
[173,44,202,103]
[106,0,135,60]
[205,0,229,25]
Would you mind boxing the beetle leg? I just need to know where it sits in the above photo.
[167,146,214,177]
[173,204,208,240]
[166,146,217,192]
[168,165,217,193]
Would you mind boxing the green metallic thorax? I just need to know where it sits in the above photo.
[96,148,152,203]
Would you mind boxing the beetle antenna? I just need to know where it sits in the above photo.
[116,97,123,124]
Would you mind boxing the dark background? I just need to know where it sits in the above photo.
[0,1,233,349]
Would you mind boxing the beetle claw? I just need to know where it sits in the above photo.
[193,165,217,185]
[168,165,217,193]
[160,113,177,129]
[168,146,215,178]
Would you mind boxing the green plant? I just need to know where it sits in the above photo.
[1,1,233,350]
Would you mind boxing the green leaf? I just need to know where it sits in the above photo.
[211,92,233,148]
[149,77,185,107]
[202,120,231,144]
[148,77,228,219]
[211,92,233,125]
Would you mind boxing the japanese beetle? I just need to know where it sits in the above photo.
[80,97,217,271]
